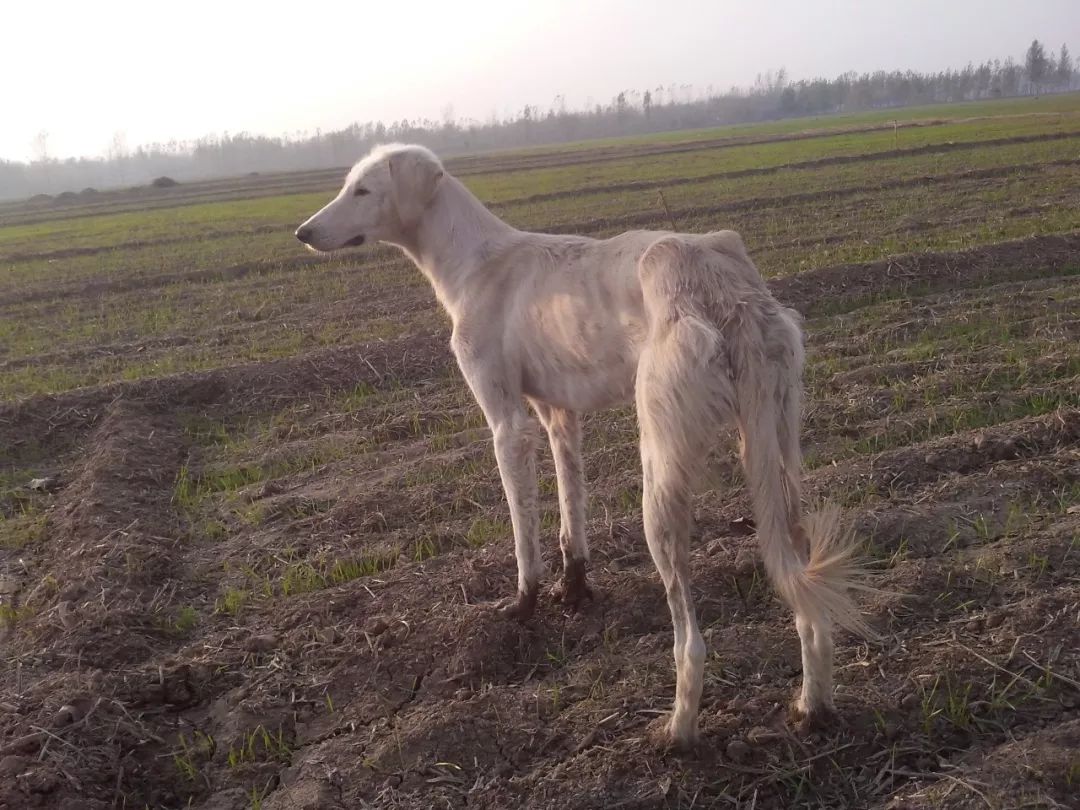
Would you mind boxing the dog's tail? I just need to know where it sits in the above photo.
[732,290,876,639]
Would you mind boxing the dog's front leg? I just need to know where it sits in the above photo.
[533,402,593,610]
[488,407,545,619]
[456,352,546,619]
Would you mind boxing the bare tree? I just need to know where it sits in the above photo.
[31,130,50,163]
[440,104,456,129]
[105,131,129,183]
[107,131,128,161]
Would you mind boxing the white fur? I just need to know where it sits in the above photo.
[297,144,874,747]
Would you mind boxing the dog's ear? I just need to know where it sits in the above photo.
[388,149,444,228]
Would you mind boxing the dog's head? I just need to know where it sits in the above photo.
[295,143,444,252]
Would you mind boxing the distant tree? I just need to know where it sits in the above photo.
[642,89,652,119]
[106,131,129,183]
[440,104,455,130]
[614,91,628,122]
[521,104,534,141]
[1057,44,1074,86]
[974,61,993,96]
[1025,39,1050,93]
[779,85,797,113]
[107,131,128,161]
[31,130,50,162]
[1001,56,1022,96]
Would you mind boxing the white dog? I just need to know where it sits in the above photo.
[296,143,872,747]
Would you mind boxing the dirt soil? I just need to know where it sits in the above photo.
[1,238,1078,809]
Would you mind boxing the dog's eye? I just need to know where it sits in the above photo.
[354,186,370,197]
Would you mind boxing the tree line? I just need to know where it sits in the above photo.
[1,39,1075,202]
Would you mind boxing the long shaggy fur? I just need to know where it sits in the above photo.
[777,504,877,638]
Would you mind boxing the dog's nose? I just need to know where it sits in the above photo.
[295,225,314,244]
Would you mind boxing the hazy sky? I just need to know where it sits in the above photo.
[5,0,1079,162]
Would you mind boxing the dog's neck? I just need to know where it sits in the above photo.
[392,175,517,320]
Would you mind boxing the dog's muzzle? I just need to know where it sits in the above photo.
[294,227,364,250]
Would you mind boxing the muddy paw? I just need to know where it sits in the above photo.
[790,700,838,734]
[553,558,594,612]
[644,714,699,752]
[553,577,594,611]
[494,587,539,621]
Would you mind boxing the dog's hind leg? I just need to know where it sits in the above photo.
[533,402,592,609]
[635,237,742,748]
[637,343,727,747]
[636,336,731,747]
[638,420,704,748]
[732,305,873,731]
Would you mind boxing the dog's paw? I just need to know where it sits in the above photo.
[552,578,594,612]
[493,587,539,621]
[789,699,838,734]
[643,714,699,752]
[553,558,594,612]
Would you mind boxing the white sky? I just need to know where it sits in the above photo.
[4,0,1079,162]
